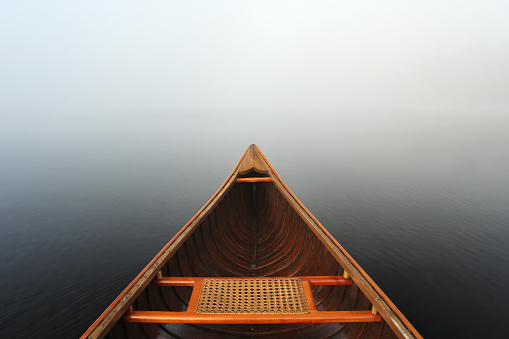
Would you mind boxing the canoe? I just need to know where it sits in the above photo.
[81,145,421,339]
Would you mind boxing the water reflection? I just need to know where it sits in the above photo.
[1,114,508,338]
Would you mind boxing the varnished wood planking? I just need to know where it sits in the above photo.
[107,179,395,337]
[85,145,420,339]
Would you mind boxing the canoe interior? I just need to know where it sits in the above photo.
[104,178,399,338]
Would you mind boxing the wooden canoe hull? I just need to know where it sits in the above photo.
[81,145,421,339]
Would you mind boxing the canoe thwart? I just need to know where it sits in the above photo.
[236,177,272,183]
[123,310,382,324]
[153,276,353,286]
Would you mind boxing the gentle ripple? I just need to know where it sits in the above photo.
[1,141,508,338]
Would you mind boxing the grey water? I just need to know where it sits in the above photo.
[1,112,509,338]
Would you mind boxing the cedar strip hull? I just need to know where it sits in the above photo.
[81,145,421,339]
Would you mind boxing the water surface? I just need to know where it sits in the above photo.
[1,113,508,338]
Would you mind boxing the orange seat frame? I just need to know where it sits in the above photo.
[123,276,382,324]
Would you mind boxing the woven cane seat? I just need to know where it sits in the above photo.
[196,278,310,314]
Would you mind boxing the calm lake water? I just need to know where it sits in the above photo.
[1,113,508,338]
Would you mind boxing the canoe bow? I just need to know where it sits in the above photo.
[81,144,421,339]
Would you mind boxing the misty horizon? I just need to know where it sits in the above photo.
[2,1,508,119]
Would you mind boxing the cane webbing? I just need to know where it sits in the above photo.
[196,278,310,314]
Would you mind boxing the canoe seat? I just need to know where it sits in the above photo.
[123,276,382,324]
[197,278,309,314]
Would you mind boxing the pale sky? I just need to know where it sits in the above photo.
[1,0,508,121]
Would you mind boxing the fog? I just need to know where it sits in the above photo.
[2,1,508,112]
[1,1,509,162]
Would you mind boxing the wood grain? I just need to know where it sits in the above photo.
[82,145,420,339]
[123,310,382,324]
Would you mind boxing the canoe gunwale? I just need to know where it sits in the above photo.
[81,145,422,339]
[81,147,250,339]
[256,147,422,339]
